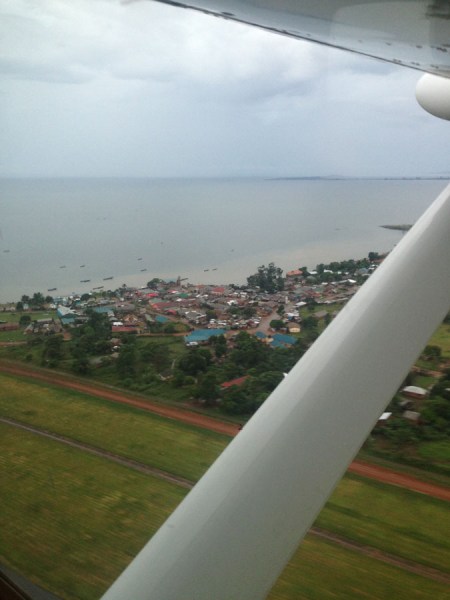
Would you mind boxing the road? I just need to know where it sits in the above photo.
[0,360,449,502]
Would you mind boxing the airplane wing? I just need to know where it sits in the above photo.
[98,2,450,599]
[153,0,450,76]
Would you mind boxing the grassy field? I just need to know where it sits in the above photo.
[0,373,229,481]
[316,473,450,573]
[2,422,449,600]
[0,423,187,600]
[0,311,55,344]
[0,374,450,600]
[418,439,450,463]
[269,536,450,600]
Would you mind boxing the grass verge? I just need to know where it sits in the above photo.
[0,372,229,481]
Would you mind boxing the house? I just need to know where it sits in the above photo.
[401,385,428,400]
[377,412,392,425]
[221,376,248,390]
[402,410,421,423]
[0,323,19,331]
[270,333,296,348]
[184,329,227,344]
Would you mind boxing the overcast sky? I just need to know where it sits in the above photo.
[1,0,450,179]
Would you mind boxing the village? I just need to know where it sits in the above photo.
[2,251,449,441]
[4,256,379,343]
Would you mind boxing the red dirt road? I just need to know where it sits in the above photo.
[0,362,239,436]
[1,361,449,502]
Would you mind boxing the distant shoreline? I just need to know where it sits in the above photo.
[268,176,450,181]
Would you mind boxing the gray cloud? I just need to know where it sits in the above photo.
[1,0,449,178]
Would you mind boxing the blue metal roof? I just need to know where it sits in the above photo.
[270,333,296,347]
[155,315,169,323]
[185,329,227,343]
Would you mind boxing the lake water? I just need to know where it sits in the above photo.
[0,177,447,303]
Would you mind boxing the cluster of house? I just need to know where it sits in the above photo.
[378,384,428,426]
[5,261,383,350]
[44,270,360,335]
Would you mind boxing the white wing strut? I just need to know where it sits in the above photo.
[101,186,450,599]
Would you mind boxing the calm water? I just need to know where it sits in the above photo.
[0,178,446,303]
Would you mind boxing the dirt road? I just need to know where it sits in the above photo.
[1,361,449,502]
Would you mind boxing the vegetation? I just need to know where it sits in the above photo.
[1,388,449,600]
[269,535,449,600]
[0,423,187,600]
[0,373,229,481]
[247,262,284,292]
[369,364,450,473]
[316,473,450,572]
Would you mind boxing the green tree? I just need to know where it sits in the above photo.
[31,292,45,308]
[247,263,284,293]
[177,350,209,377]
[72,352,92,375]
[141,343,171,372]
[117,343,137,378]
[41,334,64,367]
[423,345,442,360]
[147,278,163,290]
[196,372,220,406]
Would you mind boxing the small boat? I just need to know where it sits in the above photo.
[59,265,66,269]
[80,264,85,268]
[3,249,10,253]
[140,268,147,272]
[103,276,113,280]
[93,286,104,290]
[137,257,143,261]
[80,279,91,283]
[204,269,209,272]
[47,288,57,292]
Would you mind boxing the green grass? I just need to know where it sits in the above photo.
[315,474,450,573]
[0,423,187,600]
[428,323,450,358]
[418,439,450,463]
[0,373,230,481]
[0,328,27,342]
[412,374,435,389]
[0,311,22,323]
[3,424,449,600]
[269,535,450,600]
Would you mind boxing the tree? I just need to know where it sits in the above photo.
[31,292,45,308]
[302,316,317,330]
[269,319,284,331]
[196,372,220,406]
[72,352,91,375]
[147,278,163,290]
[423,345,442,360]
[41,334,64,367]
[247,263,284,293]
[177,350,209,377]
[141,343,171,372]
[19,314,31,326]
[16,301,24,312]
[71,310,111,356]
[117,343,137,378]
[210,334,227,359]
